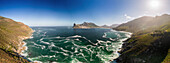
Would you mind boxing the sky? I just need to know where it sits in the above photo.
[0,0,170,26]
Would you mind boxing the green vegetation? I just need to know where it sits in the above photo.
[162,49,170,63]
[0,16,33,63]
[115,14,170,63]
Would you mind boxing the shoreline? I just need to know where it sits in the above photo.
[18,29,132,63]
[103,30,133,62]
[111,30,132,62]
[17,30,34,57]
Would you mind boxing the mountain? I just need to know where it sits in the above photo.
[73,22,99,28]
[115,14,170,33]
[110,24,119,28]
[0,16,33,62]
[101,25,110,28]
[101,24,119,28]
[114,14,170,63]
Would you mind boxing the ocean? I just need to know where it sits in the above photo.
[23,26,131,63]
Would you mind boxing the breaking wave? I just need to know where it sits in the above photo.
[23,27,131,63]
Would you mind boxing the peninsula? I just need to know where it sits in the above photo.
[73,22,100,29]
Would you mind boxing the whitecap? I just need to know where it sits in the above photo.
[102,33,107,38]
[74,48,78,53]
[55,36,61,38]
[75,39,79,41]
[55,36,65,38]
[71,58,82,63]
[64,41,69,43]
[33,61,43,63]
[41,41,50,45]
[109,38,115,41]
[68,35,82,38]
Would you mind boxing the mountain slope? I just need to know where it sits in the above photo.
[115,14,170,33]
[101,24,119,28]
[0,16,33,63]
[114,14,170,63]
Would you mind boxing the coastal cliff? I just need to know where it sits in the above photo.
[73,22,100,29]
[114,14,170,63]
[0,16,33,63]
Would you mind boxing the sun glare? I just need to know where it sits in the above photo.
[149,0,160,9]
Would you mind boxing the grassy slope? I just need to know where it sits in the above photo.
[0,16,33,63]
[115,14,170,63]
[162,49,170,63]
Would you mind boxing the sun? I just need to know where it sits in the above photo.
[149,0,160,9]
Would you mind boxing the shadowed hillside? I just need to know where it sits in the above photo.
[114,14,170,63]
[0,16,33,63]
[101,24,119,28]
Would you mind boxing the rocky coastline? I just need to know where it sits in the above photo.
[0,16,33,63]
[113,14,170,63]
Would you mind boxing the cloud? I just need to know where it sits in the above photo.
[124,14,132,20]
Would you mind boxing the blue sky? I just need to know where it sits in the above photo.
[0,0,170,26]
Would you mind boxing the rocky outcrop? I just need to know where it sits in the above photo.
[0,16,33,63]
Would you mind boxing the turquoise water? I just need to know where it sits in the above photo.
[23,26,131,63]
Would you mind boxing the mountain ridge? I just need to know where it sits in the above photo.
[114,14,170,63]
[73,22,100,29]
[101,24,119,28]
[73,22,119,29]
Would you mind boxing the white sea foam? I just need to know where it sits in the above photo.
[33,61,43,63]
[102,33,107,38]
[64,41,69,43]
[51,42,55,47]
[55,36,65,39]
[48,42,56,49]
[29,33,34,39]
[95,30,133,62]
[75,38,79,41]
[71,58,82,63]
[20,41,28,57]
[41,41,50,45]
[41,46,46,49]
[74,48,78,53]
[55,36,61,38]
[42,32,47,36]
[25,28,133,63]
[109,38,115,41]
[52,62,58,63]
[21,46,28,57]
[68,35,82,38]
